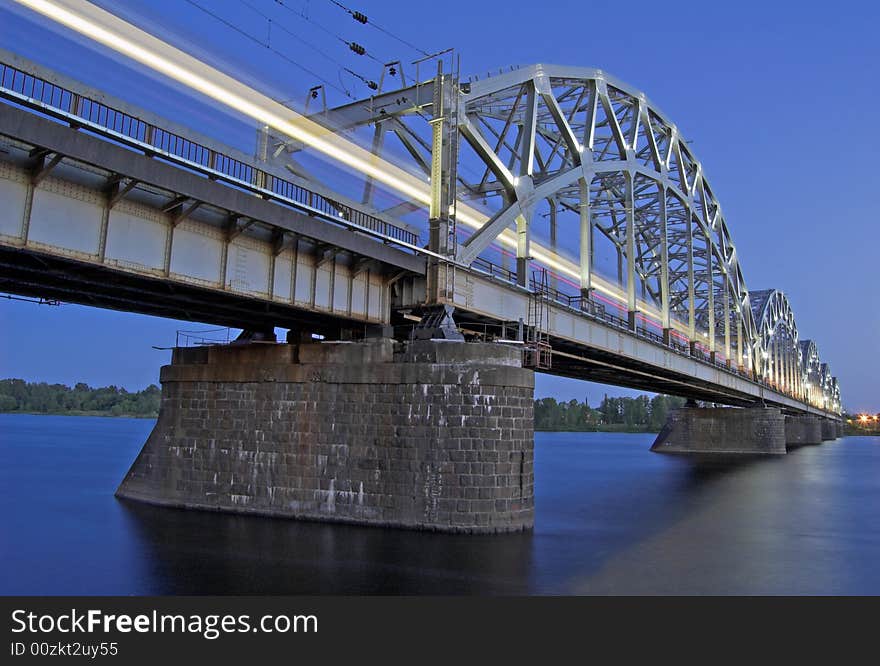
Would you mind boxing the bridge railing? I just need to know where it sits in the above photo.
[469,256,774,385]
[0,61,419,247]
[472,257,517,284]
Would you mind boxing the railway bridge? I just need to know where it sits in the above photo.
[0,0,844,532]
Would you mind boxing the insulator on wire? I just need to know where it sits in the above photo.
[366,80,378,90]
[349,42,366,55]
[352,11,368,24]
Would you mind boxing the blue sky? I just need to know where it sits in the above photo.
[0,0,877,410]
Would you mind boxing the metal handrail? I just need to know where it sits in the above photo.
[0,61,419,246]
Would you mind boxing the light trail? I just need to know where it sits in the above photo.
[13,0,699,339]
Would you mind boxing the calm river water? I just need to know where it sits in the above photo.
[2,414,878,595]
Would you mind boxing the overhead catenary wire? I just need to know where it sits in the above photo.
[183,0,355,99]
[271,0,384,63]
[238,0,379,93]
[343,67,377,90]
[239,0,357,72]
[326,0,431,57]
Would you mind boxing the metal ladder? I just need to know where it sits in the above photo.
[524,268,552,370]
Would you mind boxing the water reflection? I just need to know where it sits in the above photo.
[3,416,879,595]
[118,499,535,595]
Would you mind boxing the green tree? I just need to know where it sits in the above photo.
[0,379,161,417]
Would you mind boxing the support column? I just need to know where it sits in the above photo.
[548,196,558,291]
[706,234,716,359]
[687,215,696,347]
[736,315,744,370]
[820,419,837,441]
[427,63,457,303]
[579,177,593,303]
[784,415,823,448]
[659,186,671,344]
[723,284,731,365]
[768,340,776,387]
[625,172,637,331]
[782,339,788,392]
[116,339,535,533]
[651,406,786,455]
[784,346,791,395]
[516,212,530,288]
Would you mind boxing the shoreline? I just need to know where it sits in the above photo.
[0,411,158,419]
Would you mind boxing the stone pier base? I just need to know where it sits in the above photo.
[116,339,535,533]
[784,415,823,448]
[820,419,838,441]
[651,406,786,455]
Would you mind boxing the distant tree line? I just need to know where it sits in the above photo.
[0,379,160,417]
[0,377,686,428]
[534,394,687,432]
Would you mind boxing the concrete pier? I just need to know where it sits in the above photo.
[651,406,787,455]
[116,339,535,533]
[820,419,838,441]
[784,415,823,448]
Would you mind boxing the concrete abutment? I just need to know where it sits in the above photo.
[116,339,535,533]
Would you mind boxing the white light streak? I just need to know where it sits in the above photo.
[12,0,690,334]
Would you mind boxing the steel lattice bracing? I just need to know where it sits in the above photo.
[455,66,839,412]
[455,66,755,367]
[750,290,800,396]
[298,64,841,413]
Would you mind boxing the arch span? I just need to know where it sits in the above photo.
[451,65,840,411]
[279,61,842,413]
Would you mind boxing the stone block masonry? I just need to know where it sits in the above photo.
[784,415,823,447]
[651,406,787,455]
[116,339,535,533]
[820,419,838,441]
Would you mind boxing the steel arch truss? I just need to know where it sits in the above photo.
[798,340,840,411]
[750,291,839,411]
[751,290,800,393]
[282,62,842,413]
[455,65,755,368]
